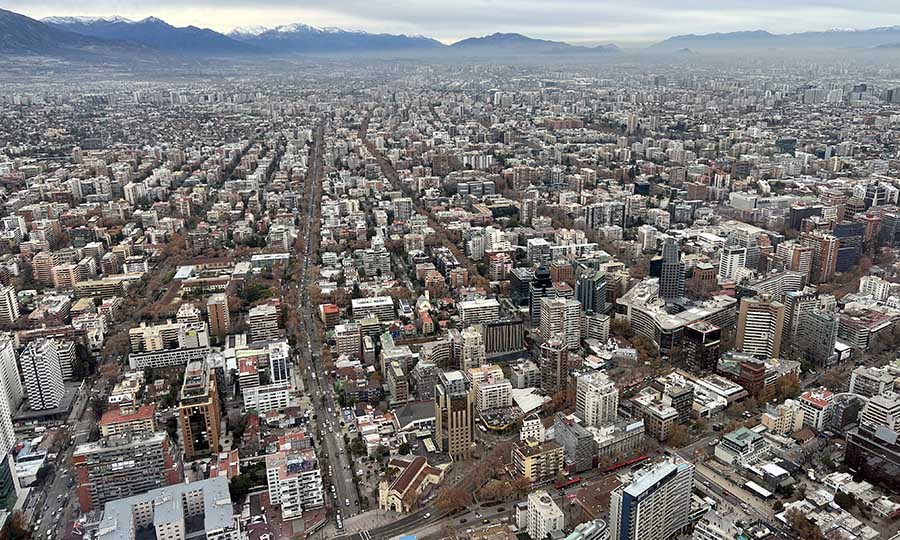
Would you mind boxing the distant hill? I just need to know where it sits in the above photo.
[229,23,445,53]
[44,15,255,55]
[650,27,900,51]
[449,32,619,55]
[0,8,118,54]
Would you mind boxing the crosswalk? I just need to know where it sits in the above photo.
[359,531,372,540]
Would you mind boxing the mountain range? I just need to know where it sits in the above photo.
[650,27,900,51]
[4,7,900,59]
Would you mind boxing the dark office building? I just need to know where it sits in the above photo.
[510,267,534,306]
[553,413,597,473]
[529,265,554,325]
[576,270,608,315]
[879,213,900,248]
[789,205,822,231]
[683,321,722,373]
[659,238,685,300]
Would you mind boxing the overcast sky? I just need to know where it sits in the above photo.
[7,0,900,45]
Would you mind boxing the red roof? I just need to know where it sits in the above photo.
[99,404,156,426]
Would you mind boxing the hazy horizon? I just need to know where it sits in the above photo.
[4,0,900,45]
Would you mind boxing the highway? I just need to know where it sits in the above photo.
[291,123,361,528]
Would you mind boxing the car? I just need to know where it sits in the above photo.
[475,513,481,518]
[482,519,490,524]
[702,480,710,487]
[345,499,350,507]
[424,512,431,519]
[459,518,467,524]
[740,503,749,511]
[708,440,718,447]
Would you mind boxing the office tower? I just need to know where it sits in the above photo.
[529,265,554,325]
[459,326,485,371]
[735,294,784,359]
[457,298,501,326]
[539,297,582,350]
[849,366,895,398]
[0,287,18,327]
[845,392,900,492]
[206,293,230,339]
[510,267,534,306]
[800,232,839,284]
[73,432,182,512]
[540,338,569,394]
[782,289,818,345]
[434,371,473,460]
[20,338,65,410]
[726,226,762,272]
[658,238,685,300]
[717,246,747,282]
[576,371,618,427]
[796,309,838,367]
[526,490,565,540]
[775,241,813,281]
[879,212,900,248]
[178,359,221,461]
[576,269,607,314]
[610,460,694,540]
[683,321,721,373]
[96,477,240,540]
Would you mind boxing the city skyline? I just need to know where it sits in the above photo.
[5,0,900,45]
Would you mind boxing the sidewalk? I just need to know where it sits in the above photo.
[343,509,403,534]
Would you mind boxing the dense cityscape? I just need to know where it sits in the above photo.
[3,4,900,540]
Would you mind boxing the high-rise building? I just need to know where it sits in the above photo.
[73,432,183,512]
[247,303,281,342]
[683,321,721,373]
[434,371,473,460]
[178,359,221,461]
[610,460,694,540]
[539,338,569,394]
[576,270,607,315]
[459,326,485,371]
[539,297,582,350]
[782,289,818,345]
[717,246,747,282]
[20,338,65,410]
[800,232,839,284]
[575,371,618,427]
[0,286,19,327]
[796,308,838,367]
[530,265,554,325]
[206,293,230,339]
[658,239,685,300]
[735,294,784,359]
[526,490,565,540]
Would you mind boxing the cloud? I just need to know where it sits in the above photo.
[6,0,900,44]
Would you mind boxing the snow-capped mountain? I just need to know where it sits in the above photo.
[229,23,446,53]
[44,15,255,55]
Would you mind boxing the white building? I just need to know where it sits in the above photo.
[266,438,325,521]
[576,370,619,428]
[527,490,565,540]
[458,298,501,326]
[0,338,22,453]
[859,275,891,301]
[20,338,65,410]
[540,297,583,350]
[717,246,747,282]
[799,387,834,432]
[0,286,19,326]
[521,413,545,443]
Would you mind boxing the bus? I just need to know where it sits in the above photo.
[603,454,650,473]
[554,476,582,490]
